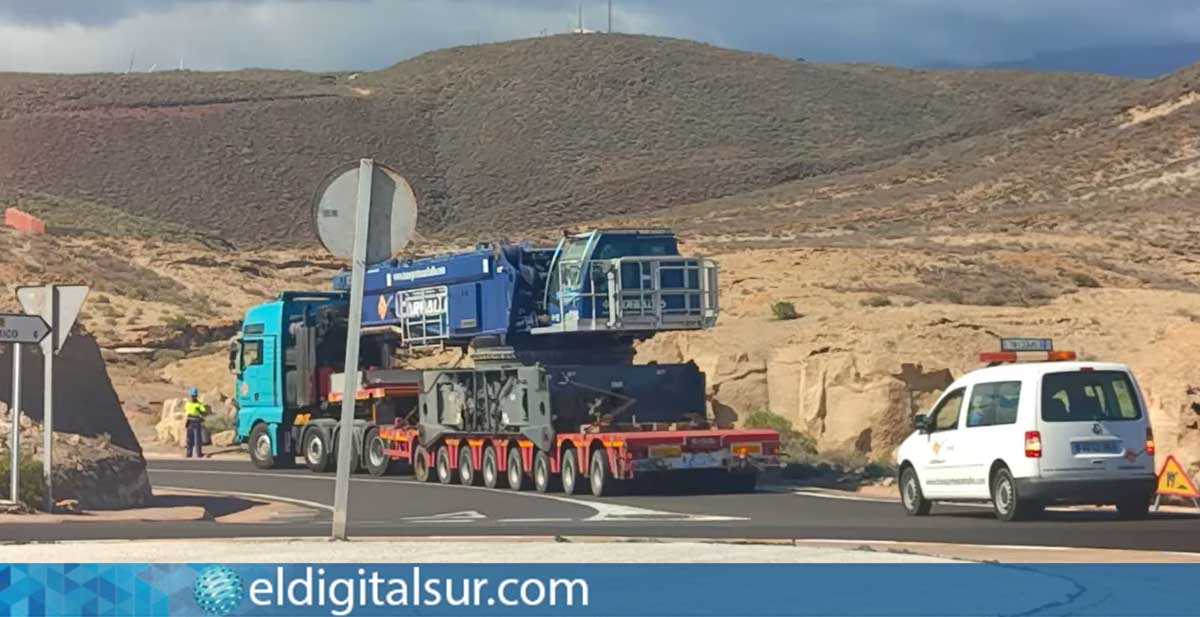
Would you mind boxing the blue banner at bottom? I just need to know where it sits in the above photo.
[0,563,1195,616]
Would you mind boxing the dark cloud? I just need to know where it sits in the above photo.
[0,0,1198,73]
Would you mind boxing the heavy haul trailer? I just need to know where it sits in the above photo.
[231,230,779,495]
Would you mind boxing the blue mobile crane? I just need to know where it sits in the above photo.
[231,230,778,496]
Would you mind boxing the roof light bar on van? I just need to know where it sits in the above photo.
[980,339,1076,364]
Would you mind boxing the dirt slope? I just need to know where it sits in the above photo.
[0,34,1130,245]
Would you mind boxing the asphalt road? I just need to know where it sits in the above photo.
[5,459,1198,552]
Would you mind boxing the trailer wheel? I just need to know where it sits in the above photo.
[303,426,333,473]
[482,448,503,489]
[561,449,581,495]
[248,423,277,469]
[436,446,455,484]
[590,449,620,497]
[413,446,433,482]
[364,428,397,477]
[459,447,478,486]
[506,448,527,491]
[533,451,559,493]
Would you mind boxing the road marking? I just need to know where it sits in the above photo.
[155,485,333,513]
[400,511,487,523]
[151,468,747,522]
[497,518,575,523]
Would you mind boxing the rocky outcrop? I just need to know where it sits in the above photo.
[0,410,151,510]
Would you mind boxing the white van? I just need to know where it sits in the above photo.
[895,341,1156,521]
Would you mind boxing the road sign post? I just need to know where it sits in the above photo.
[7,343,21,505]
[15,285,88,512]
[313,159,417,540]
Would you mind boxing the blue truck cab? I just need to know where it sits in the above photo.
[230,291,347,464]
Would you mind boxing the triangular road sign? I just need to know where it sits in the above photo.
[1156,455,1199,498]
[52,285,89,352]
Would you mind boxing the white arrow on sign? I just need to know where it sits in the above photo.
[0,313,51,345]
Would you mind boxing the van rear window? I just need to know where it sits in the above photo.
[1041,371,1142,422]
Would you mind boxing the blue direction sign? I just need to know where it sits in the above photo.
[0,313,51,345]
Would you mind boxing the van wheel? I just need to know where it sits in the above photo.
[506,449,528,491]
[249,423,277,469]
[900,467,931,516]
[436,446,455,484]
[1116,495,1151,520]
[561,449,581,495]
[413,446,432,482]
[991,467,1040,521]
[303,427,333,473]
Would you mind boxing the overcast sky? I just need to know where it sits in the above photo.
[1,0,1198,74]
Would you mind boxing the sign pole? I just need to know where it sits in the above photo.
[41,288,56,512]
[331,159,374,540]
[9,343,20,503]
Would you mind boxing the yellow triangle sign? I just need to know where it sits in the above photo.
[1156,455,1200,498]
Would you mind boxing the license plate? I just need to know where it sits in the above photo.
[1072,440,1121,454]
[649,445,682,458]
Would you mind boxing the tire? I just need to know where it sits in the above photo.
[991,467,1040,522]
[413,445,433,483]
[459,446,478,486]
[590,448,620,497]
[561,449,582,495]
[482,448,503,489]
[436,446,455,484]
[506,448,528,491]
[1116,495,1151,520]
[303,426,333,473]
[364,428,397,477]
[533,451,558,493]
[900,467,932,516]
[248,423,277,469]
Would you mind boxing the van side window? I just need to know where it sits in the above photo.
[929,389,965,432]
[967,381,1022,427]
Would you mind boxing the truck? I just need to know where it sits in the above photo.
[231,229,780,496]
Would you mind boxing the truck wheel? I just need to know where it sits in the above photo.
[249,423,276,470]
[364,428,396,477]
[900,466,932,516]
[303,427,333,473]
[533,451,559,493]
[436,446,455,484]
[459,447,478,486]
[482,448,503,489]
[590,449,620,497]
[991,467,1040,522]
[561,449,581,495]
[506,449,527,491]
[413,446,433,482]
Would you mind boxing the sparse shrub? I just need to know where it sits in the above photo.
[770,301,800,321]
[1069,272,1101,288]
[0,450,46,510]
[742,410,817,458]
[860,294,892,308]
[204,414,236,434]
[164,314,191,330]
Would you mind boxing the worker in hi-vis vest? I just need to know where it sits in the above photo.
[184,387,208,458]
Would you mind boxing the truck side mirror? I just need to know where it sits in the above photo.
[228,341,241,374]
[914,413,930,433]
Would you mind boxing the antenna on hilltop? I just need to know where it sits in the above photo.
[608,0,612,33]
[578,0,583,32]
[126,50,135,74]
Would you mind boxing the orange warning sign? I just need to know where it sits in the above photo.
[1156,455,1200,497]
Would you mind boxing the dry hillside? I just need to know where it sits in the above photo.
[0,34,1130,245]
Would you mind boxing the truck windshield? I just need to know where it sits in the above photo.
[1041,370,1142,422]
[592,235,678,260]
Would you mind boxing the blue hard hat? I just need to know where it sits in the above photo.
[188,387,198,397]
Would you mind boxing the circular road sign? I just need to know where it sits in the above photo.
[312,160,418,264]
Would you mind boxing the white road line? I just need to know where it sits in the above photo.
[155,485,333,513]
[152,467,747,522]
[497,518,574,523]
